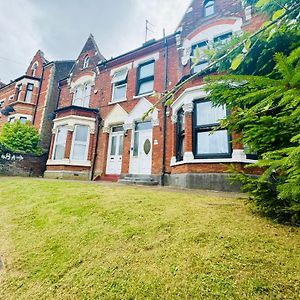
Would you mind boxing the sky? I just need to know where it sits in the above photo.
[0,0,191,83]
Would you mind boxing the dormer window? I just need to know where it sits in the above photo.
[204,0,215,17]
[72,82,92,108]
[31,62,38,77]
[83,56,90,69]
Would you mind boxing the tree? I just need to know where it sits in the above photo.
[204,48,300,224]
[0,121,43,155]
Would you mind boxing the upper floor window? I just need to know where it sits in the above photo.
[193,99,231,158]
[83,56,90,69]
[191,41,209,73]
[73,83,92,108]
[213,32,233,46]
[24,83,34,103]
[176,108,185,162]
[136,60,155,96]
[15,84,22,101]
[112,69,128,102]
[71,125,89,161]
[204,0,215,17]
[31,62,38,77]
[53,126,68,160]
[9,116,15,123]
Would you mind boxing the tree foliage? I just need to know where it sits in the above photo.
[0,121,43,155]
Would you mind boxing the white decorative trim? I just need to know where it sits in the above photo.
[102,127,110,133]
[171,85,208,116]
[183,151,194,161]
[70,74,96,91]
[183,102,194,113]
[103,104,128,129]
[53,115,96,133]
[46,159,91,167]
[7,113,32,122]
[108,98,127,105]
[123,123,134,131]
[110,63,132,76]
[15,78,39,88]
[171,115,178,124]
[133,52,160,67]
[133,91,155,99]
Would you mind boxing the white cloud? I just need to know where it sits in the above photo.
[0,0,42,82]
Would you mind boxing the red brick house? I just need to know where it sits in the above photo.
[44,0,263,190]
[0,50,74,149]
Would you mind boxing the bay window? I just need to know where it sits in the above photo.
[136,60,155,96]
[71,125,89,161]
[53,126,68,160]
[112,69,128,102]
[193,100,231,158]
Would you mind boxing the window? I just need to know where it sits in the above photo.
[136,60,155,96]
[204,0,215,17]
[213,32,233,47]
[83,56,90,69]
[0,100,4,108]
[24,83,34,103]
[8,95,14,102]
[15,84,22,101]
[72,83,91,107]
[31,62,38,77]
[176,108,185,161]
[9,117,15,123]
[53,126,68,160]
[20,117,27,124]
[193,100,231,158]
[71,125,89,161]
[112,69,128,102]
[191,41,209,73]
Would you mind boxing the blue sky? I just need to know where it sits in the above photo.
[0,0,190,83]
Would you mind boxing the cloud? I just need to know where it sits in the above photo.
[0,0,190,83]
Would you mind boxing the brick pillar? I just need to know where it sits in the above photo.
[171,114,177,164]
[183,103,194,161]
[88,133,95,161]
[232,132,243,150]
[64,130,73,159]
[121,126,132,175]
[101,130,109,175]
[152,124,162,175]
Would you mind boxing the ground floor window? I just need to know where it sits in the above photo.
[53,126,68,160]
[193,99,231,158]
[71,125,89,161]
[176,108,185,161]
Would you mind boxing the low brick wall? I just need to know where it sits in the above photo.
[0,150,48,177]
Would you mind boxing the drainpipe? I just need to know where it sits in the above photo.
[161,29,169,186]
[90,112,102,181]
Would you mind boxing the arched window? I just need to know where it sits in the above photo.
[83,56,90,69]
[31,62,38,77]
[204,0,215,17]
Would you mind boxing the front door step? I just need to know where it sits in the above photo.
[118,175,159,186]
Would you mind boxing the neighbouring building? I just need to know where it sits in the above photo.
[0,50,74,149]
[43,0,264,191]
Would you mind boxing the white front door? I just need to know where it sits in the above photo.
[106,126,124,175]
[129,121,153,175]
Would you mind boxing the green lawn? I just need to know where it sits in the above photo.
[0,178,299,299]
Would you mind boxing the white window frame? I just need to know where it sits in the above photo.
[111,69,128,102]
[83,56,90,69]
[31,62,38,77]
[70,125,90,161]
[24,83,34,103]
[72,82,92,108]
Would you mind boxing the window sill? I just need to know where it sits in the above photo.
[133,91,155,99]
[108,99,127,105]
[170,150,257,166]
[47,159,91,167]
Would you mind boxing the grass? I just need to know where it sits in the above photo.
[0,177,299,300]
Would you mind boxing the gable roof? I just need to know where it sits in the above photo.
[79,34,105,61]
